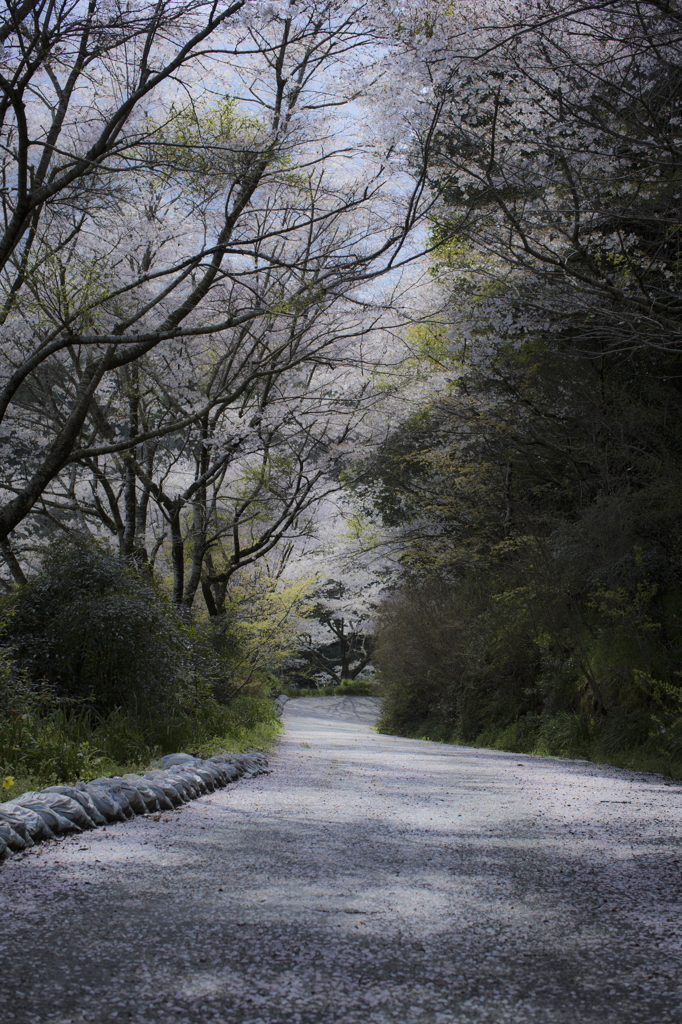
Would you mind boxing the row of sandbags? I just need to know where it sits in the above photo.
[0,751,269,862]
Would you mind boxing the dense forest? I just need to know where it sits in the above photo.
[365,0,682,774]
[0,0,681,788]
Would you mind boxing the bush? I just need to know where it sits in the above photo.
[373,559,682,776]
[374,576,541,741]
[337,678,377,696]
[0,536,285,795]
[373,583,470,734]
[2,535,191,715]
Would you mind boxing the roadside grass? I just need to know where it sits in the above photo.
[580,748,682,780]
[0,696,281,802]
[376,711,682,781]
[278,678,379,698]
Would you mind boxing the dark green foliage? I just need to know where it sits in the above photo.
[3,535,191,714]
[374,578,541,743]
[0,536,281,791]
[370,342,682,776]
[368,1,682,780]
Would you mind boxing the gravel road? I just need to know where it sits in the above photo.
[1,695,681,1024]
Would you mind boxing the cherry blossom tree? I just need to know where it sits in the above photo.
[0,0,435,581]
[387,0,682,360]
[281,499,397,684]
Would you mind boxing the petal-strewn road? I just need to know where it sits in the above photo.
[1,696,681,1024]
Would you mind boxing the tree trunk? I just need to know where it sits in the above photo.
[0,347,114,541]
[182,415,210,612]
[133,441,156,566]
[121,366,140,562]
[170,504,184,608]
[0,538,27,585]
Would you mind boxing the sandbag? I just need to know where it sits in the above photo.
[160,753,197,768]
[139,779,174,812]
[184,768,210,794]
[204,763,230,786]
[209,754,239,766]
[189,764,218,792]
[142,772,185,808]
[92,779,139,817]
[119,770,173,811]
[164,773,196,801]
[204,760,231,781]
[44,785,107,826]
[0,749,269,860]
[168,769,203,800]
[121,774,165,812]
[111,779,148,816]
[0,819,34,851]
[84,783,128,823]
[28,791,96,829]
[16,795,82,835]
[0,810,36,846]
[214,764,240,782]
[0,802,56,842]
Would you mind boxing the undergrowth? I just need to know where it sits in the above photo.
[278,678,379,698]
[0,696,281,802]
[376,710,682,780]
[0,537,283,803]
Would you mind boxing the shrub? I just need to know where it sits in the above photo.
[337,678,377,696]
[0,537,283,792]
[2,535,191,715]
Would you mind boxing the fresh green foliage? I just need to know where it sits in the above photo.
[221,569,315,682]
[0,693,280,795]
[146,97,265,193]
[191,565,316,702]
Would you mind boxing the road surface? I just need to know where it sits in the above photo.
[1,696,680,1023]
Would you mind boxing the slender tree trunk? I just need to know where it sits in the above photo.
[0,538,27,585]
[203,551,226,616]
[347,650,372,680]
[504,460,513,537]
[201,580,219,617]
[170,503,184,607]
[0,347,114,540]
[121,366,139,561]
[182,415,210,612]
[134,441,155,565]
[183,508,207,612]
[339,619,350,680]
